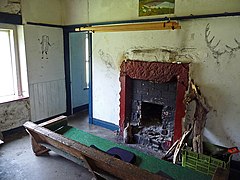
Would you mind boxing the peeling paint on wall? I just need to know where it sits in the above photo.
[0,0,21,14]
[0,98,30,131]
[124,46,198,63]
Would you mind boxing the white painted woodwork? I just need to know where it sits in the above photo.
[24,25,66,122]
[29,79,66,122]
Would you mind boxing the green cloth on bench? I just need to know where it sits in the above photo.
[61,126,211,180]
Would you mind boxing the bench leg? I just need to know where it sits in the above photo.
[26,129,50,156]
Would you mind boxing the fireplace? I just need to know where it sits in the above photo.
[140,101,164,126]
[119,60,189,151]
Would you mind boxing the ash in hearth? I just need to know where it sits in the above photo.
[130,101,175,152]
[133,124,174,152]
[128,79,177,152]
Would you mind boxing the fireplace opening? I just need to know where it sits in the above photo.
[128,79,177,152]
[141,102,163,126]
[119,60,189,154]
[131,103,175,152]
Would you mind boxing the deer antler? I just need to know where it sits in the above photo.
[205,23,226,59]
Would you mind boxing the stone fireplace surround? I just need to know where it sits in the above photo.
[119,60,189,143]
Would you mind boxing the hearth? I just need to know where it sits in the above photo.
[119,60,189,151]
[130,79,177,151]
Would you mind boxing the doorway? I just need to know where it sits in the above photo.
[69,32,89,114]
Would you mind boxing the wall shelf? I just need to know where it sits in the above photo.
[75,21,181,33]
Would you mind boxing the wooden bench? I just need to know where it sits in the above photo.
[23,116,211,180]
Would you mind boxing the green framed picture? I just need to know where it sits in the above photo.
[139,0,175,17]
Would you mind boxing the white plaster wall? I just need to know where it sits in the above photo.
[0,0,21,14]
[88,0,136,23]
[92,16,240,160]
[92,49,120,123]
[21,0,62,25]
[61,0,89,25]
[62,0,240,24]
[175,0,240,16]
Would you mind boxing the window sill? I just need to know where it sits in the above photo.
[0,95,29,104]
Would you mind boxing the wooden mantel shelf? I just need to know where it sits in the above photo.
[75,21,181,33]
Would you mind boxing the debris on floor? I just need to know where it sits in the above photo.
[161,79,240,179]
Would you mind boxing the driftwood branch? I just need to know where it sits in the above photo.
[173,129,192,164]
[162,139,180,160]
[162,128,192,164]
[185,79,209,153]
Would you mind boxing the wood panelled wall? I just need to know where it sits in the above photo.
[29,79,66,121]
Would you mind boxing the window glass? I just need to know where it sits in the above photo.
[0,25,28,103]
[0,29,17,97]
[85,33,89,89]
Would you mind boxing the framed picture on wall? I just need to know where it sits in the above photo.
[139,0,175,17]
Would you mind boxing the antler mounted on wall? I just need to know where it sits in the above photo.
[205,23,240,62]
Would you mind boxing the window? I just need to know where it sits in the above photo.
[85,33,89,89]
[0,24,28,103]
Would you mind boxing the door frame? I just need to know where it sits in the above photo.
[63,28,93,124]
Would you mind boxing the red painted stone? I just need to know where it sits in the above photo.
[119,60,189,141]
